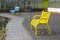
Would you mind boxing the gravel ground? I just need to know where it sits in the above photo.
[0,12,60,40]
[22,12,60,40]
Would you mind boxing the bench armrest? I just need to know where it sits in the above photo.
[33,15,41,19]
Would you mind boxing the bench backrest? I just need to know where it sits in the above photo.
[40,11,51,23]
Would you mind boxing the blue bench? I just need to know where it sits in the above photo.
[10,6,20,14]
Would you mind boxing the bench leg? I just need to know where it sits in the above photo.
[47,24,52,35]
[30,24,32,30]
[35,26,40,35]
[35,27,38,35]
[42,25,45,30]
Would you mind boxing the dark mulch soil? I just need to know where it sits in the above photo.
[0,16,11,30]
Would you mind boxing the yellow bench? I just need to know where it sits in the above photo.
[30,10,52,35]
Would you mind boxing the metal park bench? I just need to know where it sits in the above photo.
[10,6,20,15]
[30,10,52,35]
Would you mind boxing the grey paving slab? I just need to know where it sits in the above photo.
[0,13,32,40]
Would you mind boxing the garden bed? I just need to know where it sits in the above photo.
[0,16,11,40]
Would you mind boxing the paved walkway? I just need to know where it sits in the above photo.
[0,13,32,40]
